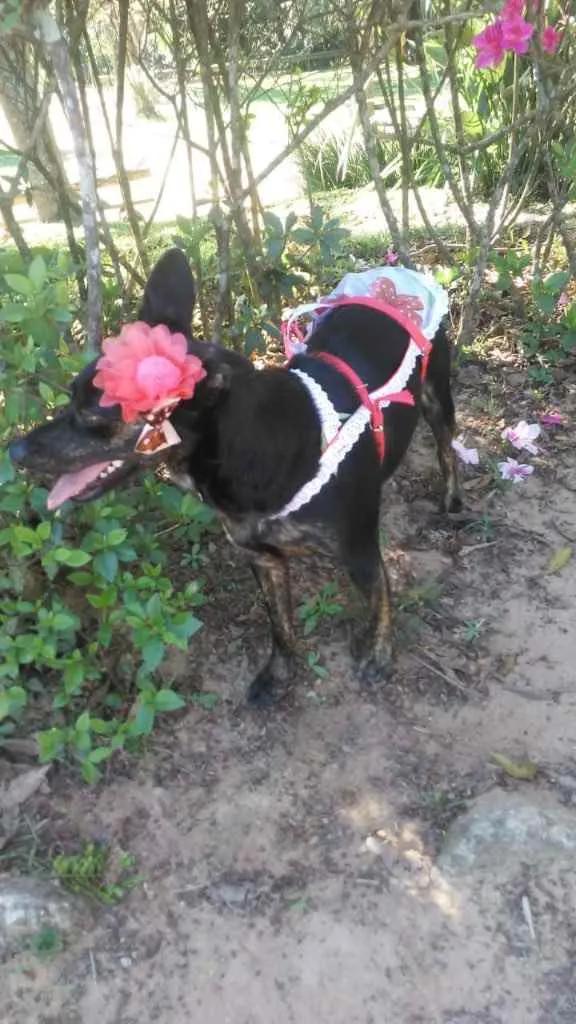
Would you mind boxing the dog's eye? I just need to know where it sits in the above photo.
[73,409,114,435]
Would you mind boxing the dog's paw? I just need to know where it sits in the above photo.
[355,648,394,687]
[445,493,464,514]
[440,492,464,515]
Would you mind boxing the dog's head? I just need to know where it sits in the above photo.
[8,248,251,510]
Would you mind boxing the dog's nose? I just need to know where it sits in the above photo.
[8,438,28,465]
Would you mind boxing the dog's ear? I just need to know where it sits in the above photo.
[138,248,196,335]
[196,344,252,405]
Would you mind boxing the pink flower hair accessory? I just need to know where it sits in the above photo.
[94,322,207,424]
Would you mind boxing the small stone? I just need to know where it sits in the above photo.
[0,876,90,954]
[438,790,576,877]
[208,881,256,909]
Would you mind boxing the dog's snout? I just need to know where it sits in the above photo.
[8,438,29,465]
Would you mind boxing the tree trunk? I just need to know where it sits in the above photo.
[0,42,69,223]
[31,6,102,348]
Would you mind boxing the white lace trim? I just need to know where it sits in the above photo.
[290,369,341,447]
[272,339,422,518]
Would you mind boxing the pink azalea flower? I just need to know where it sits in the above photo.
[501,16,535,54]
[498,458,535,482]
[501,0,524,17]
[541,25,560,53]
[386,248,399,266]
[473,21,506,68]
[94,322,206,423]
[501,420,541,455]
[452,438,479,466]
[540,412,564,427]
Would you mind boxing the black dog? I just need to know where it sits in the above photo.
[9,249,461,704]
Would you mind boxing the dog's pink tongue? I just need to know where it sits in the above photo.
[47,462,110,511]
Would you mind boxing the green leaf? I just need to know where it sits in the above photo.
[291,227,314,245]
[543,270,570,293]
[36,520,51,541]
[51,611,78,632]
[28,255,47,290]
[490,752,538,780]
[106,528,128,547]
[76,711,91,732]
[53,548,92,567]
[145,592,162,620]
[0,453,16,485]
[94,549,119,582]
[263,211,284,236]
[38,381,54,404]
[0,304,26,323]
[63,661,84,691]
[154,689,186,712]
[88,747,112,764]
[36,727,65,763]
[81,760,100,784]
[132,700,155,736]
[546,546,572,574]
[53,307,73,324]
[68,570,94,586]
[141,638,165,672]
[5,273,33,296]
[191,691,220,711]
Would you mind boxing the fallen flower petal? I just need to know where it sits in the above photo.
[498,458,535,482]
[540,412,564,426]
[501,420,541,454]
[452,438,480,465]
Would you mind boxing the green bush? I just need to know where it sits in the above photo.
[0,250,212,781]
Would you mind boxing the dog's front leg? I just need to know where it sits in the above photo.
[248,553,297,706]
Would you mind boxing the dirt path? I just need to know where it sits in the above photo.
[3,359,576,1024]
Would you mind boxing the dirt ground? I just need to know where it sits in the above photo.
[3,353,576,1023]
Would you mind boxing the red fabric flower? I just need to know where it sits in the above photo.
[94,322,207,423]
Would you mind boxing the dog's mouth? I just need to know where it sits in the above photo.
[47,458,131,510]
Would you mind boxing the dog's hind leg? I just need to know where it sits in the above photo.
[422,338,462,514]
[247,553,297,706]
[341,519,394,685]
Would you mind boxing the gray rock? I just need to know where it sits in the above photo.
[0,875,90,953]
[438,789,576,876]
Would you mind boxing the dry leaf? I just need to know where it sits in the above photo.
[0,764,50,814]
[490,752,538,780]
[546,547,572,574]
[0,736,40,761]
